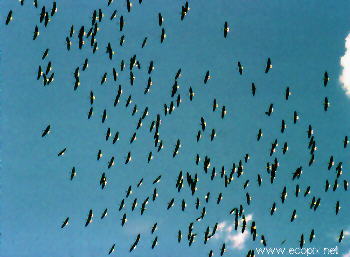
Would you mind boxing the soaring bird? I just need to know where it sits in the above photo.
[265,104,273,116]
[151,223,158,234]
[100,173,107,189]
[237,61,244,75]
[119,16,124,31]
[344,136,349,148]
[281,186,287,203]
[121,213,127,226]
[175,68,182,80]
[167,198,175,209]
[158,13,163,26]
[88,107,93,119]
[210,129,216,141]
[285,87,291,100]
[97,150,103,160]
[292,166,303,180]
[120,35,125,46]
[300,234,305,248]
[41,125,51,137]
[204,71,211,84]
[339,230,344,243]
[293,111,299,124]
[223,21,229,38]
[270,202,277,215]
[51,1,57,16]
[106,43,114,60]
[125,151,132,164]
[141,37,148,48]
[221,106,227,119]
[108,244,115,255]
[66,37,71,51]
[257,129,263,141]
[281,119,287,133]
[265,58,272,73]
[161,28,166,43]
[69,25,74,38]
[108,156,115,169]
[323,97,329,111]
[153,175,162,184]
[110,10,117,20]
[220,243,226,256]
[119,199,125,211]
[261,235,267,247]
[251,83,256,96]
[282,142,288,154]
[5,10,13,25]
[180,2,189,20]
[70,167,76,180]
[33,25,40,40]
[151,236,158,249]
[309,229,315,243]
[323,71,329,86]
[152,188,158,201]
[61,217,69,228]
[102,109,107,123]
[85,209,93,227]
[130,234,141,252]
[173,139,181,157]
[335,201,341,215]
[147,151,153,163]
[57,148,66,156]
[178,230,182,243]
[131,198,138,211]
[126,0,132,12]
[290,209,297,222]
[42,48,49,60]
[101,208,108,219]
[148,61,154,74]
[137,178,144,188]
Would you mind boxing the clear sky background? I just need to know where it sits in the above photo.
[1,1,350,257]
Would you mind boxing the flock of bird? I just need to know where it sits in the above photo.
[5,1,349,257]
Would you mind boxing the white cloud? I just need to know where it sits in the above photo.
[212,214,253,250]
[218,221,227,231]
[343,250,350,257]
[227,231,249,250]
[340,33,350,97]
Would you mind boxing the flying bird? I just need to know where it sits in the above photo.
[323,71,329,86]
[108,244,115,255]
[101,208,108,219]
[70,167,76,180]
[223,21,230,38]
[33,25,39,40]
[5,10,13,25]
[323,97,329,111]
[265,58,272,73]
[85,209,93,227]
[158,13,163,26]
[204,71,211,84]
[100,173,107,189]
[130,234,141,252]
[61,217,69,228]
[57,148,66,156]
[161,28,166,43]
[41,125,51,137]
[237,61,244,75]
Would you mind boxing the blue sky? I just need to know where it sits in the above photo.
[1,1,350,257]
